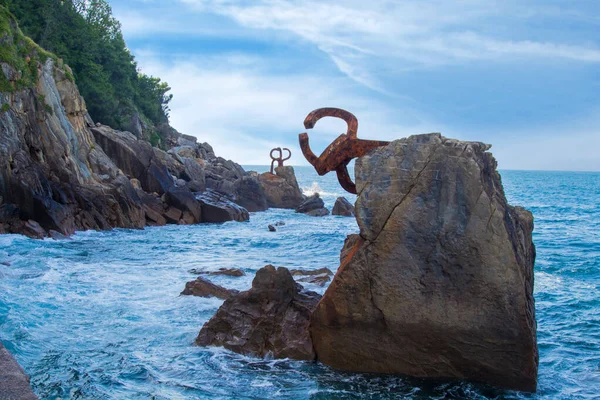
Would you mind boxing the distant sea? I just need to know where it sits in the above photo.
[0,167,598,399]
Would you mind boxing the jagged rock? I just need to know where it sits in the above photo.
[296,193,329,216]
[310,133,538,392]
[332,197,355,217]
[189,267,245,277]
[233,175,268,212]
[163,207,182,224]
[196,189,249,223]
[297,273,330,286]
[196,265,321,360]
[181,277,239,299]
[182,157,206,190]
[258,166,304,209]
[22,220,46,239]
[268,224,276,232]
[91,126,174,195]
[165,187,202,222]
[290,267,334,287]
[0,342,38,400]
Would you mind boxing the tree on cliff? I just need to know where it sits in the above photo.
[0,0,172,145]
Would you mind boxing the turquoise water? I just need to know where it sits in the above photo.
[0,167,599,399]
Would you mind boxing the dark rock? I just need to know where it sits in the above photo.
[274,221,285,227]
[310,133,538,392]
[181,277,239,299]
[196,265,321,360]
[144,206,167,226]
[296,193,328,216]
[0,342,38,400]
[233,175,268,212]
[23,220,46,239]
[289,267,333,277]
[258,166,304,209]
[297,273,331,287]
[165,187,202,222]
[196,190,249,223]
[268,224,276,232]
[189,267,245,277]
[48,230,70,240]
[182,158,206,190]
[332,197,355,217]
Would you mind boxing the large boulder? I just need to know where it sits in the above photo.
[310,133,538,392]
[295,193,329,216]
[332,197,355,217]
[196,189,249,223]
[196,265,321,360]
[258,166,304,209]
[233,174,268,212]
[165,187,202,222]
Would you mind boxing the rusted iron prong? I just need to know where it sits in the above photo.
[298,107,390,194]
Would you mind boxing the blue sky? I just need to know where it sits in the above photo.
[110,0,599,170]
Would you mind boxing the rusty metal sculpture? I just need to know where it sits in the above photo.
[299,107,390,194]
[269,147,292,174]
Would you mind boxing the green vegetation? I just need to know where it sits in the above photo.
[0,5,55,92]
[1,102,10,112]
[0,0,173,143]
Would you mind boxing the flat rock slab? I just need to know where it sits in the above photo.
[310,133,538,392]
[181,277,239,299]
[0,342,38,400]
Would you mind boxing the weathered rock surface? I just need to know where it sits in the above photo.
[196,190,249,223]
[290,267,333,287]
[296,193,329,216]
[258,166,304,209]
[189,267,245,277]
[181,277,239,299]
[196,265,321,360]
[0,13,264,237]
[310,133,538,392]
[332,197,355,217]
[0,342,38,399]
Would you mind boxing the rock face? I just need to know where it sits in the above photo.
[0,12,264,236]
[258,166,304,209]
[196,265,321,360]
[309,133,538,392]
[332,197,355,217]
[181,277,239,299]
[295,193,329,216]
[0,342,38,400]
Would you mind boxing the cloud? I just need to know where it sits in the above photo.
[133,52,439,165]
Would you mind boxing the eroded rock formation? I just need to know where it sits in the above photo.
[310,133,538,392]
[295,193,329,216]
[181,277,239,299]
[0,342,38,400]
[258,166,304,209]
[196,265,321,360]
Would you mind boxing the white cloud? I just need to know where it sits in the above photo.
[133,52,439,165]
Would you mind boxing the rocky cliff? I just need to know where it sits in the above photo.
[310,133,538,392]
[0,10,266,237]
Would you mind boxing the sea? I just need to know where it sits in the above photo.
[0,167,598,399]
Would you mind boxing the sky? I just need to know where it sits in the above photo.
[110,0,600,171]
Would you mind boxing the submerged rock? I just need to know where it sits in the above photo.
[309,133,538,392]
[268,224,276,232]
[196,265,321,360]
[181,277,239,299]
[258,166,304,209]
[189,267,245,277]
[332,197,355,217]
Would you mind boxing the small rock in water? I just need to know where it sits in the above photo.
[297,273,331,287]
[332,197,355,217]
[0,261,10,266]
[289,267,333,277]
[273,221,285,227]
[49,230,70,240]
[268,224,276,232]
[295,194,329,217]
[181,277,239,299]
[189,267,245,277]
[196,265,321,360]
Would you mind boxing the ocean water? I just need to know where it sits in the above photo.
[0,167,598,399]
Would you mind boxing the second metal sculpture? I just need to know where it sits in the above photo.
[269,147,292,174]
[298,107,390,194]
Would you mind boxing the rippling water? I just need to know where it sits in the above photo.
[0,167,598,399]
